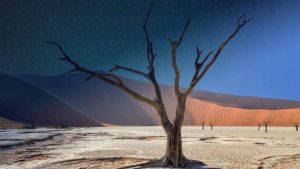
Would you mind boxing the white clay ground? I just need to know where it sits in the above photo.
[1,127,300,169]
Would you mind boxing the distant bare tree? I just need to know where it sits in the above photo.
[23,114,36,129]
[289,113,300,132]
[294,123,299,132]
[263,121,270,133]
[257,123,261,131]
[47,4,251,167]
[198,109,206,130]
[256,112,263,131]
[208,121,214,130]
[263,115,274,133]
[201,121,205,130]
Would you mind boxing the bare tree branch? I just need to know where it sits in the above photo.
[191,48,214,81]
[176,18,192,46]
[194,46,203,64]
[142,4,172,128]
[46,41,158,108]
[170,19,192,96]
[143,3,155,69]
[184,14,253,96]
[109,64,149,79]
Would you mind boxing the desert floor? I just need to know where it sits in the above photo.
[1,126,300,169]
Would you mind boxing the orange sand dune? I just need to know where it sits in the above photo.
[186,97,300,126]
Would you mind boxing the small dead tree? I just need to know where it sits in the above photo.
[256,112,263,131]
[294,123,299,132]
[257,123,261,131]
[290,113,300,132]
[198,109,206,130]
[47,4,251,167]
[201,121,205,130]
[263,114,275,133]
[263,121,270,133]
[208,121,214,130]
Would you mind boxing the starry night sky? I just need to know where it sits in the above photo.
[0,0,300,100]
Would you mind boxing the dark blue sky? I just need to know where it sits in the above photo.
[0,0,300,100]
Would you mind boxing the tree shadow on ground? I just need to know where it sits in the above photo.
[119,158,221,169]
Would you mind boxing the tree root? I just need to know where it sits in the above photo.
[161,155,188,168]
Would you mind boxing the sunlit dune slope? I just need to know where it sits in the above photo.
[187,97,300,126]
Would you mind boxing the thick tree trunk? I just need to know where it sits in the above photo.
[161,96,187,167]
[295,125,298,132]
[162,127,186,167]
[202,123,205,130]
[265,125,268,133]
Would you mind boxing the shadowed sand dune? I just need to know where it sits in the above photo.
[0,72,299,127]
[0,73,103,127]
[16,72,194,126]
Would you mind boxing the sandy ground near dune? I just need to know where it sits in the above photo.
[1,127,300,169]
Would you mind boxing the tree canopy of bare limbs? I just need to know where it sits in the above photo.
[47,4,252,167]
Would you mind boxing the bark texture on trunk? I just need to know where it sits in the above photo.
[161,96,187,167]
[162,127,186,167]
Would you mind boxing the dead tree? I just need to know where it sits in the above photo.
[263,120,270,133]
[263,114,275,133]
[289,113,300,132]
[256,112,263,131]
[208,122,214,130]
[47,4,251,167]
[294,123,299,132]
[201,121,205,130]
[263,119,271,133]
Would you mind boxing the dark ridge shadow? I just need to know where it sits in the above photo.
[118,159,221,169]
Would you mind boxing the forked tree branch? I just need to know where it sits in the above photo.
[109,65,148,79]
[46,41,159,108]
[184,14,253,96]
[143,3,156,70]
[191,47,214,81]
[141,3,172,128]
[169,19,192,97]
